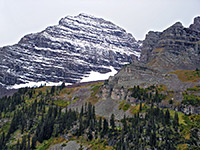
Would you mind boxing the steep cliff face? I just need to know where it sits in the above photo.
[101,17,200,114]
[140,31,161,64]
[190,16,200,32]
[140,21,200,72]
[107,17,200,91]
[0,13,140,87]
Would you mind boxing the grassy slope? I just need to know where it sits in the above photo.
[169,69,200,82]
[0,81,105,149]
[1,79,199,150]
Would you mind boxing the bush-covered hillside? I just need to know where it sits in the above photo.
[0,82,199,150]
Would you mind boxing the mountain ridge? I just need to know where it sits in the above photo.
[99,16,200,115]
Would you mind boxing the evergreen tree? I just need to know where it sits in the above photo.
[165,109,170,125]
[0,133,5,150]
[78,117,83,136]
[173,112,179,130]
[150,131,156,148]
[60,82,65,90]
[27,134,30,150]
[31,134,37,149]
[87,129,93,141]
[80,105,84,118]
[103,118,108,134]
[110,114,115,131]
[16,139,20,150]
[20,136,26,150]
[50,86,55,95]
[98,117,102,132]
[122,115,128,133]
[139,102,142,111]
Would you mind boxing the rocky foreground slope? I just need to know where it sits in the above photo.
[0,13,140,87]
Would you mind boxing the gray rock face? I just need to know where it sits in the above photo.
[0,13,140,87]
[49,141,84,150]
[104,62,198,93]
[102,17,200,114]
[107,17,200,88]
[140,31,161,64]
[140,21,200,72]
[190,16,200,32]
[95,98,131,120]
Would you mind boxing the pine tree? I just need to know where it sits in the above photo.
[16,139,20,150]
[173,112,179,130]
[122,115,128,133]
[110,114,115,131]
[50,86,55,95]
[103,118,108,134]
[87,129,93,141]
[150,131,156,148]
[0,133,5,150]
[139,102,142,111]
[165,109,170,125]
[60,82,65,90]
[31,134,37,149]
[80,105,84,118]
[78,117,83,136]
[27,134,30,150]
[98,117,102,132]
[20,135,26,150]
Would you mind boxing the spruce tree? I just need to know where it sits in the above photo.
[16,139,20,150]
[165,109,170,125]
[20,136,26,150]
[110,114,115,131]
[31,134,37,149]
[98,117,102,132]
[173,112,179,130]
[103,118,108,134]
[27,134,30,150]
[139,102,142,111]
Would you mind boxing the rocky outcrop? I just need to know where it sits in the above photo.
[49,141,84,150]
[104,62,198,93]
[140,31,161,64]
[101,16,200,114]
[140,21,200,72]
[190,16,200,32]
[0,13,141,87]
[111,17,200,86]
[181,105,200,115]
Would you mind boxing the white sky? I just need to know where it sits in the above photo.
[0,0,200,47]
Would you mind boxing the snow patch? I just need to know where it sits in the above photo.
[7,81,71,89]
[133,51,141,58]
[80,66,117,82]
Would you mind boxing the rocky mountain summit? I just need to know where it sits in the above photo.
[105,16,200,92]
[140,21,200,72]
[0,13,140,87]
[100,16,200,115]
[190,16,200,32]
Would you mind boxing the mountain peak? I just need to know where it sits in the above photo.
[170,21,183,28]
[58,13,124,32]
[78,13,96,18]
[0,14,140,88]
[189,16,200,32]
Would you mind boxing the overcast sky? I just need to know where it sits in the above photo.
[0,0,200,47]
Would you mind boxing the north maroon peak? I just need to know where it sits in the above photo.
[0,13,140,88]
